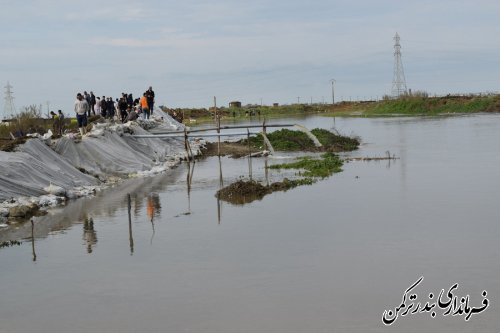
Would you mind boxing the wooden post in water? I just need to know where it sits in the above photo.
[31,219,36,262]
[218,155,224,188]
[186,161,195,214]
[213,96,217,124]
[264,157,269,187]
[184,128,189,160]
[247,128,252,180]
[217,194,221,225]
[215,96,221,157]
[127,194,134,255]
[187,137,194,160]
[217,155,223,225]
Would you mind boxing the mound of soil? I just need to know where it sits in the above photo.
[216,178,313,205]
[216,180,270,204]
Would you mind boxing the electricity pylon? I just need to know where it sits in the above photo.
[391,33,408,97]
[3,81,16,119]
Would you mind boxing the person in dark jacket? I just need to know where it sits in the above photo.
[101,96,107,117]
[106,97,115,119]
[118,97,128,123]
[145,86,155,115]
[83,91,91,117]
[90,91,96,116]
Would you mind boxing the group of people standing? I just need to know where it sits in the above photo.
[49,110,65,136]
[74,87,155,136]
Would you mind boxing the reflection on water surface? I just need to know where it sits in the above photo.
[1,114,500,333]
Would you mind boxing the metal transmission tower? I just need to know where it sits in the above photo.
[391,33,408,97]
[3,81,16,119]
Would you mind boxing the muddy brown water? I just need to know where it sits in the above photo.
[1,114,499,332]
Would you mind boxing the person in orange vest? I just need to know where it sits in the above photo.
[140,93,150,119]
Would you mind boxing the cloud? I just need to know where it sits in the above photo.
[89,37,164,48]
[4,0,500,109]
[64,5,150,22]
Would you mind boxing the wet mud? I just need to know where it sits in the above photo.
[216,178,314,205]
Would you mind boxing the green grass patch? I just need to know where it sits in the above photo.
[310,128,359,151]
[216,153,343,205]
[241,128,359,152]
[243,128,311,151]
[269,152,343,178]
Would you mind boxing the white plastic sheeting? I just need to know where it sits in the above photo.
[0,110,198,209]
[53,124,186,177]
[0,139,98,201]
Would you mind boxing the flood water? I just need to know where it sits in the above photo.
[1,114,499,332]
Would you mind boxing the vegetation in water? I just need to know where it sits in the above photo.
[216,178,316,205]
[269,152,343,178]
[0,240,22,249]
[216,153,343,205]
[240,128,359,152]
[244,128,311,151]
[310,128,360,151]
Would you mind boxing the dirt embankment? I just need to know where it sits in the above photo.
[216,178,313,205]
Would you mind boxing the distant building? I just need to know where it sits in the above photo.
[229,101,241,108]
[273,103,279,107]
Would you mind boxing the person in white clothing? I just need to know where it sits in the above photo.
[74,93,89,136]
[95,97,102,116]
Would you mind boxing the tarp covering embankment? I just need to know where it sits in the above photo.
[53,124,185,177]
[0,139,98,201]
[0,110,195,205]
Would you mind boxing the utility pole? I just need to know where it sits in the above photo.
[329,79,336,105]
[330,79,336,125]
[297,96,300,104]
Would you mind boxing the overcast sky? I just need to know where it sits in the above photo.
[1,0,500,116]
